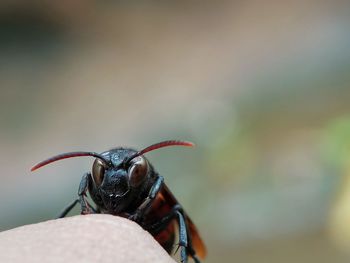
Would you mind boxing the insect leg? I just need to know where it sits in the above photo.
[56,198,79,218]
[129,176,164,222]
[147,205,201,263]
[87,201,99,213]
[78,173,94,215]
[56,173,96,218]
[185,226,201,263]
[176,210,189,263]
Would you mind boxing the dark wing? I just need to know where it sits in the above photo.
[160,184,207,259]
[186,215,207,259]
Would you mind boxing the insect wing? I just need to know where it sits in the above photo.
[186,215,207,259]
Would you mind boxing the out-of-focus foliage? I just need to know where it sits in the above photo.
[323,118,350,169]
[325,119,350,251]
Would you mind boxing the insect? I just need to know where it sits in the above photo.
[31,140,206,263]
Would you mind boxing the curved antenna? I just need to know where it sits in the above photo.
[31,152,109,172]
[126,140,194,163]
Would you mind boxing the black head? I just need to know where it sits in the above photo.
[89,147,150,212]
[31,140,194,212]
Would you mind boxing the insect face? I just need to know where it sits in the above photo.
[91,148,150,212]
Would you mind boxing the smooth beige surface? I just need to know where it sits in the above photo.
[0,214,175,263]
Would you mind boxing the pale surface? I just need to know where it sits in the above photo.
[0,214,175,263]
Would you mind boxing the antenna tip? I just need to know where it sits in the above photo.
[30,165,40,172]
[181,141,195,147]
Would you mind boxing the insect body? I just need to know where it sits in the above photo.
[31,140,206,263]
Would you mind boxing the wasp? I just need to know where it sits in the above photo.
[31,140,206,262]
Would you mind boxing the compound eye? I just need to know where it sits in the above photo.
[92,159,106,186]
[128,156,148,188]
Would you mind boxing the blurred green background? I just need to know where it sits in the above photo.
[1,1,350,262]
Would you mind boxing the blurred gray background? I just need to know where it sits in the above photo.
[1,1,350,262]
